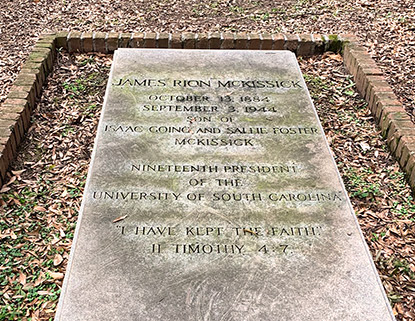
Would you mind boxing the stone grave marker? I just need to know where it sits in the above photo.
[55,49,395,320]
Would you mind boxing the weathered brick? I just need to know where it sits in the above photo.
[35,40,56,61]
[170,33,181,48]
[81,32,93,52]
[38,33,56,42]
[221,33,235,49]
[68,32,81,53]
[396,136,415,168]
[0,135,13,170]
[10,85,36,110]
[107,33,119,52]
[367,83,394,112]
[157,33,169,48]
[19,68,43,92]
[0,113,24,143]
[208,33,221,49]
[56,32,69,50]
[235,33,248,49]
[375,104,403,124]
[182,33,196,49]
[0,122,17,157]
[119,33,132,48]
[343,47,368,76]
[32,47,53,73]
[28,49,50,74]
[13,74,40,100]
[144,32,157,48]
[23,60,47,84]
[386,120,415,153]
[196,33,209,49]
[297,34,314,56]
[272,34,285,50]
[261,33,273,50]
[311,34,324,54]
[284,34,299,53]
[358,71,385,100]
[1,101,31,131]
[131,33,145,48]
[405,153,415,177]
[409,162,415,189]
[381,110,410,137]
[248,33,260,50]
[0,150,8,182]
[370,91,398,116]
[7,90,33,111]
[94,32,107,52]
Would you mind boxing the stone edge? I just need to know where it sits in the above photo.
[0,32,413,194]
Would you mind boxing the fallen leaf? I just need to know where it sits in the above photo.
[53,253,64,266]
[113,215,128,223]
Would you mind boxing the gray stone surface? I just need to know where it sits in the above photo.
[55,49,395,321]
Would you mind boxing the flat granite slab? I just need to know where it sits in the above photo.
[55,49,395,321]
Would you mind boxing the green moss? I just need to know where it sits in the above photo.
[327,34,343,53]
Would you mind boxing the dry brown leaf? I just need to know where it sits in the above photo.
[33,206,47,212]
[113,215,128,223]
[53,253,64,266]
[48,271,64,280]
[18,272,26,286]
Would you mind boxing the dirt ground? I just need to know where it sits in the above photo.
[0,0,415,320]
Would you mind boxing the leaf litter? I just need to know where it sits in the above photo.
[0,49,414,320]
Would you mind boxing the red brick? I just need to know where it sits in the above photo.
[81,33,93,52]
[221,33,235,49]
[343,47,369,76]
[144,32,157,48]
[370,92,398,116]
[367,83,394,112]
[196,33,209,49]
[284,34,299,53]
[235,33,248,49]
[358,71,385,99]
[68,32,81,53]
[208,33,221,49]
[157,33,169,48]
[35,41,56,61]
[396,136,415,168]
[409,162,415,189]
[1,102,31,131]
[56,32,69,50]
[386,120,415,153]
[182,33,196,49]
[272,34,285,50]
[107,33,119,52]
[261,33,273,50]
[0,135,13,169]
[170,34,182,48]
[248,33,260,50]
[94,32,106,52]
[297,34,313,56]
[7,90,33,111]
[405,153,415,177]
[0,123,17,158]
[27,49,50,74]
[0,150,8,181]
[376,104,403,124]
[0,113,23,143]
[130,33,144,48]
[13,74,40,100]
[312,34,325,54]
[381,110,410,137]
[119,33,132,48]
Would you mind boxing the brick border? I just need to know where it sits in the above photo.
[1,32,414,191]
